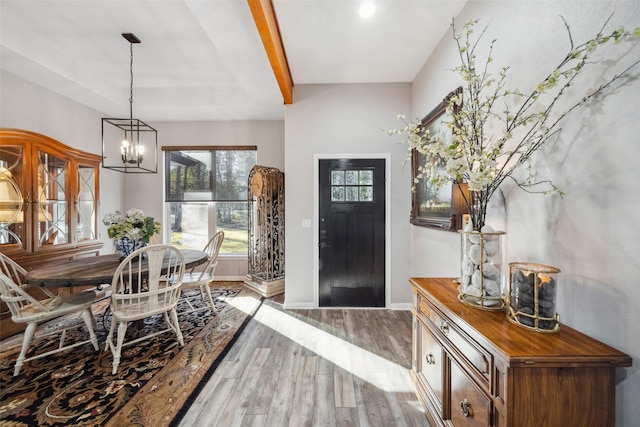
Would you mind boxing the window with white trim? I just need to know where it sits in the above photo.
[163,147,256,255]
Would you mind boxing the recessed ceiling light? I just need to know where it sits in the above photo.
[359,2,376,19]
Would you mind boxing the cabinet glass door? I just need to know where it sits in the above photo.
[0,146,25,248]
[76,165,97,242]
[37,151,68,247]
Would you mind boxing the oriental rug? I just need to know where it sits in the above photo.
[0,281,262,427]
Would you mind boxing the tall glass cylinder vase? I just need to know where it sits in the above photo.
[457,229,506,310]
[468,190,488,231]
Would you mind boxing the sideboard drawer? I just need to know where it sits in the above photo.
[450,357,492,427]
[417,316,444,416]
[418,293,491,387]
[442,319,492,387]
[418,295,440,325]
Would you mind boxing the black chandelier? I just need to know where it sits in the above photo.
[102,33,157,173]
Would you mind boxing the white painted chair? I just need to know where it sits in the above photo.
[0,252,60,301]
[180,231,224,313]
[104,244,185,375]
[0,254,99,376]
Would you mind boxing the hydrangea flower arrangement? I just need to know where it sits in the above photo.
[102,208,161,243]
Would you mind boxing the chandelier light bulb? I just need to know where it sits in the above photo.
[119,139,144,164]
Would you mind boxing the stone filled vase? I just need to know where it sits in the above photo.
[457,229,506,310]
[114,237,147,260]
[507,262,561,332]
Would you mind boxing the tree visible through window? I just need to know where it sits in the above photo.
[164,147,256,254]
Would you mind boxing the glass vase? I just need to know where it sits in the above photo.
[468,190,488,231]
[507,262,561,333]
[457,229,506,310]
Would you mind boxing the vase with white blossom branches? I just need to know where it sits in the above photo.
[388,15,639,309]
[389,15,640,231]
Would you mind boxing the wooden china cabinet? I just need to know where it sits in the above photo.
[0,129,103,338]
[411,277,632,427]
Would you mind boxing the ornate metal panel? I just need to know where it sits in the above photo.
[247,165,284,283]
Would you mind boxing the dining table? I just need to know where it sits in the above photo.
[25,248,208,288]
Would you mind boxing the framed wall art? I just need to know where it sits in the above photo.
[410,87,468,231]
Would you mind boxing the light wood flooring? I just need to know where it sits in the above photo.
[177,295,430,427]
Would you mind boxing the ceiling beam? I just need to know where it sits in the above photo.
[247,0,293,104]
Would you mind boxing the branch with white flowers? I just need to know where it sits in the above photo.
[388,15,640,229]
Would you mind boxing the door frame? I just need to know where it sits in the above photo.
[313,153,391,308]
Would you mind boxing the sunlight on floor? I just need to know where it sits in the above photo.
[226,296,414,393]
[222,295,263,314]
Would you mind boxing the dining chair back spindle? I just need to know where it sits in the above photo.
[0,257,100,376]
[0,252,61,301]
[180,231,224,313]
[104,244,185,375]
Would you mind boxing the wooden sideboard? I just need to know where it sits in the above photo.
[410,277,632,427]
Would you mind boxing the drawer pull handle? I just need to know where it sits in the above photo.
[425,353,436,365]
[460,399,472,417]
[440,321,449,335]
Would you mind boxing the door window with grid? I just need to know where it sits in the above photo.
[330,169,373,202]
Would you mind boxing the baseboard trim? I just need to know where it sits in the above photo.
[213,276,246,282]
[283,302,315,310]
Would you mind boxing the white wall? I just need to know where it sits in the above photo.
[284,83,412,308]
[411,2,640,425]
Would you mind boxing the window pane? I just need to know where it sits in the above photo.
[331,186,344,201]
[216,202,249,255]
[346,186,358,201]
[168,201,248,255]
[345,170,358,185]
[170,202,209,249]
[166,149,256,201]
[359,170,373,185]
[359,186,373,201]
[331,170,344,185]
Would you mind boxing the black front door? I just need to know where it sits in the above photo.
[319,158,385,307]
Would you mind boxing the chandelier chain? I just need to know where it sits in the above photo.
[129,42,134,120]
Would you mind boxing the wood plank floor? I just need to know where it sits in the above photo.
[178,296,430,427]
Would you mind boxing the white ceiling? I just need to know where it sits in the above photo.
[0,0,466,122]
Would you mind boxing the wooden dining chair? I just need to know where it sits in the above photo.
[180,231,224,313]
[0,264,100,376]
[104,244,185,375]
[0,252,60,300]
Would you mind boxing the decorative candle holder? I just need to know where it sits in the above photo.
[507,262,561,333]
[457,229,506,310]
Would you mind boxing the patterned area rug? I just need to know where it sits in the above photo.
[0,281,262,426]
